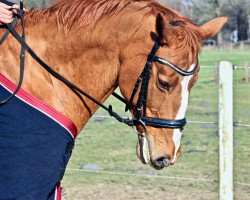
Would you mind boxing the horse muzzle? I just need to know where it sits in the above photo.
[136,130,173,170]
[134,119,185,170]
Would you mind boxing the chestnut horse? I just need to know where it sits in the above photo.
[0,1,226,197]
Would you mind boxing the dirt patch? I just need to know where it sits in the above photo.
[62,184,250,200]
[199,100,210,109]
[62,184,218,200]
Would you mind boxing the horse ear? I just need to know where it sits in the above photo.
[156,13,167,44]
[201,17,228,39]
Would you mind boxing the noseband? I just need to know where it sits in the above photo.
[0,9,198,132]
[125,39,198,131]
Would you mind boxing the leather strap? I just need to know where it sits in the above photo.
[0,11,134,126]
[0,10,25,105]
[140,117,187,129]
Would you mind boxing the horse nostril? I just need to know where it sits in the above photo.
[154,156,171,168]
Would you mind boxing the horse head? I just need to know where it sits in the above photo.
[0,0,227,171]
[118,5,227,170]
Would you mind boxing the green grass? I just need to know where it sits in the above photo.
[200,49,250,66]
[62,49,250,200]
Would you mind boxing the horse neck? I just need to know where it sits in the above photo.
[0,7,150,133]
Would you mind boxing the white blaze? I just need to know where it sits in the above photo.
[171,64,196,163]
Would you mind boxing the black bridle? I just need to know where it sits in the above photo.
[125,39,198,131]
[0,5,198,132]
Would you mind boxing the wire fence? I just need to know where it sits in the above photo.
[66,168,250,187]
[69,113,250,187]
[86,69,250,188]
[200,65,250,69]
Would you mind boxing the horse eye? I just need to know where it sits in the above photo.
[169,21,183,27]
[157,78,170,91]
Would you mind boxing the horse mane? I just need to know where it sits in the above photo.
[25,0,183,31]
[25,0,203,63]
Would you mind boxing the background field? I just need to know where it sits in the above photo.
[62,49,250,200]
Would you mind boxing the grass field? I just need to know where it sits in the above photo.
[62,49,250,200]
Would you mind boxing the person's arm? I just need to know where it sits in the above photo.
[0,1,19,25]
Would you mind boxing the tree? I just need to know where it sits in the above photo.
[235,6,249,41]
[222,1,249,41]
[237,10,248,41]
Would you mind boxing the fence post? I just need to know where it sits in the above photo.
[244,61,249,83]
[218,61,233,200]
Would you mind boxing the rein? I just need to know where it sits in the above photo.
[0,8,25,105]
[0,7,198,132]
[0,6,134,127]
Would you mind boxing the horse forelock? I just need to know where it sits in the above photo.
[171,21,203,67]
[147,2,203,67]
